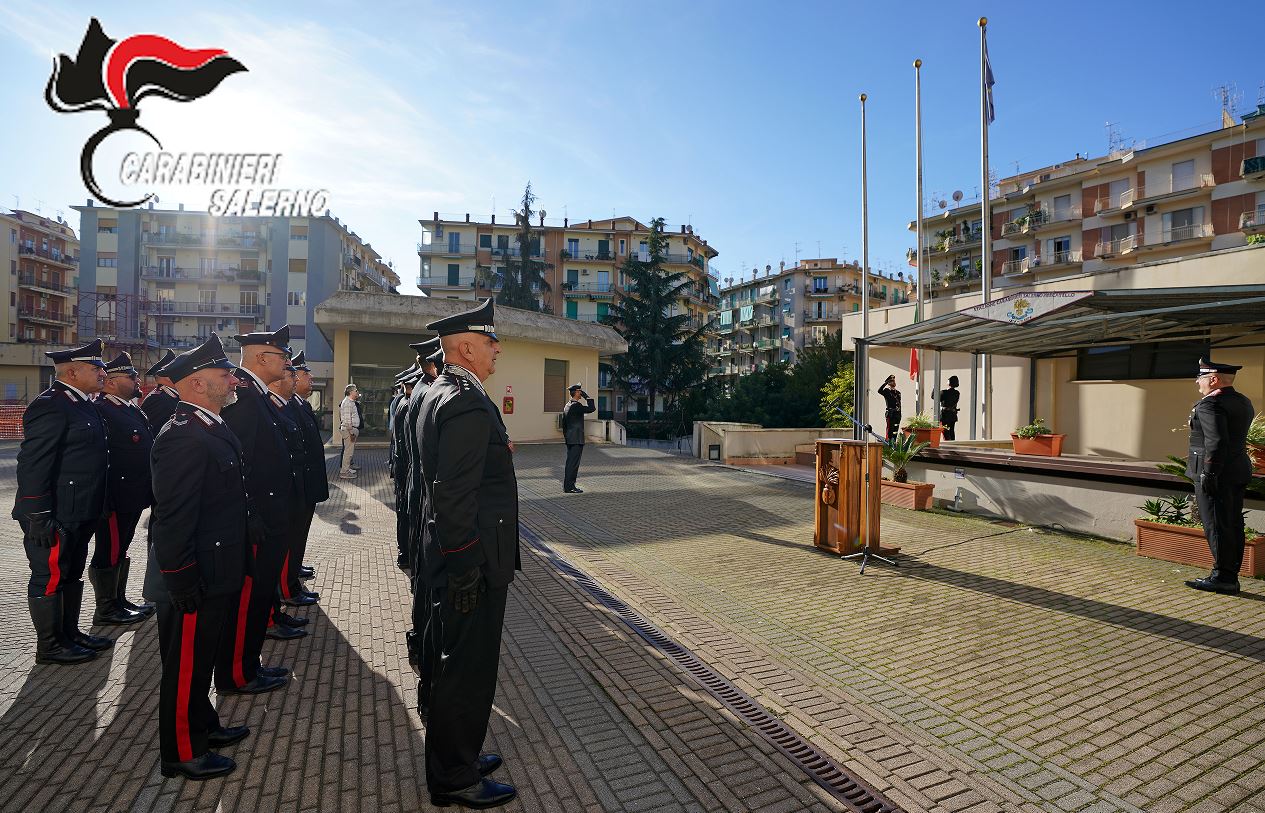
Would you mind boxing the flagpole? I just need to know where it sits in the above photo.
[914,59,925,416]
[979,16,993,440]
[860,91,870,438]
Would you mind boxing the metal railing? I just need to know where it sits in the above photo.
[17,306,73,324]
[17,274,74,294]
[141,266,264,282]
[1095,234,1139,256]
[1136,173,1214,201]
[18,245,78,265]
[416,242,476,256]
[562,282,614,294]
[144,301,264,317]
[1094,190,1134,213]
[1241,210,1265,230]
[142,232,265,248]
[1161,223,1213,243]
[1242,156,1265,178]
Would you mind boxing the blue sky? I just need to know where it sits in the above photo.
[2,1,1261,293]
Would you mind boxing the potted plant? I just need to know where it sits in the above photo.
[880,433,934,510]
[1011,417,1066,456]
[901,413,944,449]
[1249,413,1265,477]
[1134,495,1265,576]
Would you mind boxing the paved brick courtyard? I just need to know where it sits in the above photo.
[2,442,1264,812]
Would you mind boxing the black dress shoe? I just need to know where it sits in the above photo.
[397,553,409,569]
[161,751,236,780]
[431,778,517,809]
[477,753,503,776]
[220,675,286,695]
[565,487,584,494]
[299,565,316,578]
[257,665,291,679]
[276,612,309,628]
[282,593,318,607]
[265,624,307,640]
[207,725,250,747]
[1185,576,1240,594]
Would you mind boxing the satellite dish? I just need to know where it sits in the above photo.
[952,190,964,203]
[937,200,948,209]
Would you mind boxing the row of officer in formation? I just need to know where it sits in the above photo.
[12,327,328,782]
[384,297,522,809]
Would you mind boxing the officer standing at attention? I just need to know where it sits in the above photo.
[406,342,442,713]
[142,334,252,780]
[939,376,961,441]
[1185,358,1256,595]
[561,383,595,493]
[216,325,295,695]
[88,352,156,625]
[269,358,318,619]
[141,349,179,429]
[418,298,517,809]
[282,351,324,606]
[12,339,113,664]
[391,364,420,569]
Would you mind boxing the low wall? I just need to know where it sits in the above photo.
[585,419,626,445]
[695,422,848,465]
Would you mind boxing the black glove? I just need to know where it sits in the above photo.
[169,583,205,614]
[1200,471,1219,497]
[247,514,267,549]
[447,566,485,614]
[25,513,62,549]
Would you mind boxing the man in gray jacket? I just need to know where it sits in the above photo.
[561,384,595,493]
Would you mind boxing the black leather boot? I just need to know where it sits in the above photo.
[118,558,155,617]
[29,594,96,664]
[89,565,145,625]
[161,751,236,780]
[63,582,113,651]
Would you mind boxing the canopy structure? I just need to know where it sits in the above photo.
[861,285,1265,358]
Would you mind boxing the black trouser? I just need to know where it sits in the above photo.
[158,593,230,762]
[395,486,409,560]
[425,583,508,794]
[281,502,315,601]
[22,518,93,598]
[884,410,901,442]
[217,524,289,690]
[90,510,142,569]
[411,576,437,706]
[564,443,584,491]
[1196,483,1248,579]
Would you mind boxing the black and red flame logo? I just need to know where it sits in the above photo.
[46,18,247,207]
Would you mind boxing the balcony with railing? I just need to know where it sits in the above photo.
[142,231,265,248]
[1095,234,1140,258]
[18,244,78,267]
[560,248,616,262]
[1133,174,1215,207]
[416,241,476,257]
[662,252,707,270]
[17,306,74,325]
[141,266,265,283]
[562,281,614,297]
[1156,222,1214,245]
[488,245,546,259]
[806,285,833,298]
[802,309,841,322]
[1243,156,1265,181]
[754,338,779,351]
[144,301,264,318]
[418,275,480,289]
[1093,189,1135,215]
[1241,210,1265,234]
[17,273,74,296]
[161,335,243,352]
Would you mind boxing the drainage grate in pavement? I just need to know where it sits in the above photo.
[521,523,903,813]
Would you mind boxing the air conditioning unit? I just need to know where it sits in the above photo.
[1145,204,1156,214]
[1123,212,1135,221]
[581,269,590,275]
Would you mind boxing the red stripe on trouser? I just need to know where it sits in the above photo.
[108,513,120,567]
[232,575,252,688]
[175,611,198,762]
[44,534,62,596]
[280,552,292,600]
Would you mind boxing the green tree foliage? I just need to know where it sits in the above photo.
[820,362,855,428]
[701,332,851,428]
[604,217,711,439]
[495,182,552,312]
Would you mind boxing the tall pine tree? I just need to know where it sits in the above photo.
[495,182,552,311]
[605,217,711,439]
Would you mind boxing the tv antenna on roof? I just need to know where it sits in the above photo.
[1213,83,1242,124]
[952,190,964,203]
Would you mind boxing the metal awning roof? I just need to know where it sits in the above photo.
[862,285,1265,357]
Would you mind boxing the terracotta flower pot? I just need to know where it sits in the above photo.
[902,426,943,449]
[1011,433,1066,456]
[880,479,935,510]
[1134,519,1265,577]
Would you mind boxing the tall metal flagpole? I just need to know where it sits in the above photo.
[914,60,925,416]
[859,92,870,435]
[979,17,993,440]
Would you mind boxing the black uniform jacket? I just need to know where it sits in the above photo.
[1187,386,1255,485]
[94,394,155,514]
[391,395,411,486]
[419,368,520,589]
[287,396,329,505]
[404,378,432,522]
[268,390,307,507]
[12,381,109,524]
[140,385,179,432]
[387,392,404,469]
[561,397,595,445]
[146,402,249,597]
[221,371,296,532]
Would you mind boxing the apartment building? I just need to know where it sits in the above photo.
[417,213,718,419]
[74,202,399,404]
[710,259,905,383]
[908,104,1265,297]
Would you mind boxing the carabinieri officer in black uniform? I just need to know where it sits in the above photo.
[407,342,442,715]
[391,363,421,569]
[142,334,253,780]
[141,349,179,430]
[13,339,113,664]
[88,351,156,626]
[1185,358,1256,595]
[418,298,517,809]
[281,351,324,612]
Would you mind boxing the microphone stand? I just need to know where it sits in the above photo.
[833,407,897,574]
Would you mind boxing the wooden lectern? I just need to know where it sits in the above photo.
[814,439,883,555]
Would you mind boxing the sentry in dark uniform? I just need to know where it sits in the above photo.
[141,349,179,431]
[561,383,595,493]
[140,333,252,781]
[216,325,296,695]
[1184,358,1256,595]
[12,338,112,664]
[269,358,317,619]
[878,375,902,441]
[417,298,517,810]
[405,341,441,709]
[390,363,421,569]
[281,351,326,612]
[88,351,155,625]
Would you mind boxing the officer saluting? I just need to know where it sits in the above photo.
[88,352,156,625]
[12,339,112,664]
[141,349,179,430]
[1185,358,1256,595]
[418,298,517,809]
[141,334,252,780]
